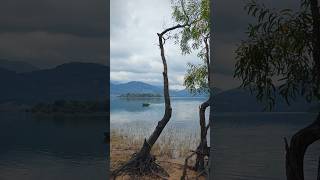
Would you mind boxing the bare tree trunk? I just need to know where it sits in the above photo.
[136,24,191,160]
[112,23,189,178]
[285,113,320,180]
[285,1,320,180]
[195,100,210,171]
[134,32,173,159]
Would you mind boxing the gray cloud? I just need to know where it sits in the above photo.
[110,0,200,89]
[0,0,108,68]
[0,32,107,68]
[110,0,299,90]
[0,0,107,37]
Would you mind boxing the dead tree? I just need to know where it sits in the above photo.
[111,23,190,179]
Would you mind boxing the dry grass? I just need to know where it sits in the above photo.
[110,126,205,180]
[111,126,198,160]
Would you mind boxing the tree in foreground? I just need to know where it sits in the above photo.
[234,0,320,179]
[171,0,211,176]
[111,3,194,179]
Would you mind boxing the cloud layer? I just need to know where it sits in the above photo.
[111,0,300,90]
[110,0,200,89]
[0,0,107,68]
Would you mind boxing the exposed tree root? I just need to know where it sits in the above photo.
[180,148,209,180]
[111,151,169,180]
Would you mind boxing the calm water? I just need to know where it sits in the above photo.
[111,97,320,180]
[0,112,108,180]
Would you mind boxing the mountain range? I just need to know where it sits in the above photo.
[0,62,109,104]
[111,81,317,112]
[0,60,317,112]
[110,81,215,97]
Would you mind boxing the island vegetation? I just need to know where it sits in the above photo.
[118,93,162,98]
[29,100,108,114]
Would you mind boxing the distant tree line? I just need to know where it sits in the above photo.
[118,93,162,98]
[30,100,108,114]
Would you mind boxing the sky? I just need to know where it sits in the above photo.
[110,0,200,90]
[110,0,299,90]
[1,0,300,90]
[0,0,108,68]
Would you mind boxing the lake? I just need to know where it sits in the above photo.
[111,97,320,180]
[0,112,108,180]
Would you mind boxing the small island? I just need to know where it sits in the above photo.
[29,100,108,114]
[118,93,162,98]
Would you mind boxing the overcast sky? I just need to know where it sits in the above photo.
[110,0,201,90]
[110,0,299,90]
[0,0,107,68]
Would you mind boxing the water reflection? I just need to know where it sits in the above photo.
[111,97,320,180]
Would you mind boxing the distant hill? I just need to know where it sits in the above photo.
[214,88,318,112]
[110,81,219,97]
[0,62,316,112]
[0,59,39,73]
[111,81,161,95]
[0,62,109,104]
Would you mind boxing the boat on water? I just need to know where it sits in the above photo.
[142,103,150,107]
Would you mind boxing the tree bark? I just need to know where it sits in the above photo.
[194,99,210,171]
[285,113,320,180]
[111,24,190,178]
[137,24,191,157]
[136,32,173,158]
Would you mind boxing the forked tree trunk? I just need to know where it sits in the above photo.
[194,100,210,171]
[285,1,320,180]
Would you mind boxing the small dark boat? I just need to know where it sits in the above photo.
[142,103,150,107]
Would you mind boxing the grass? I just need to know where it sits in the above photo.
[110,119,211,179]
[110,125,206,180]
[111,125,199,160]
